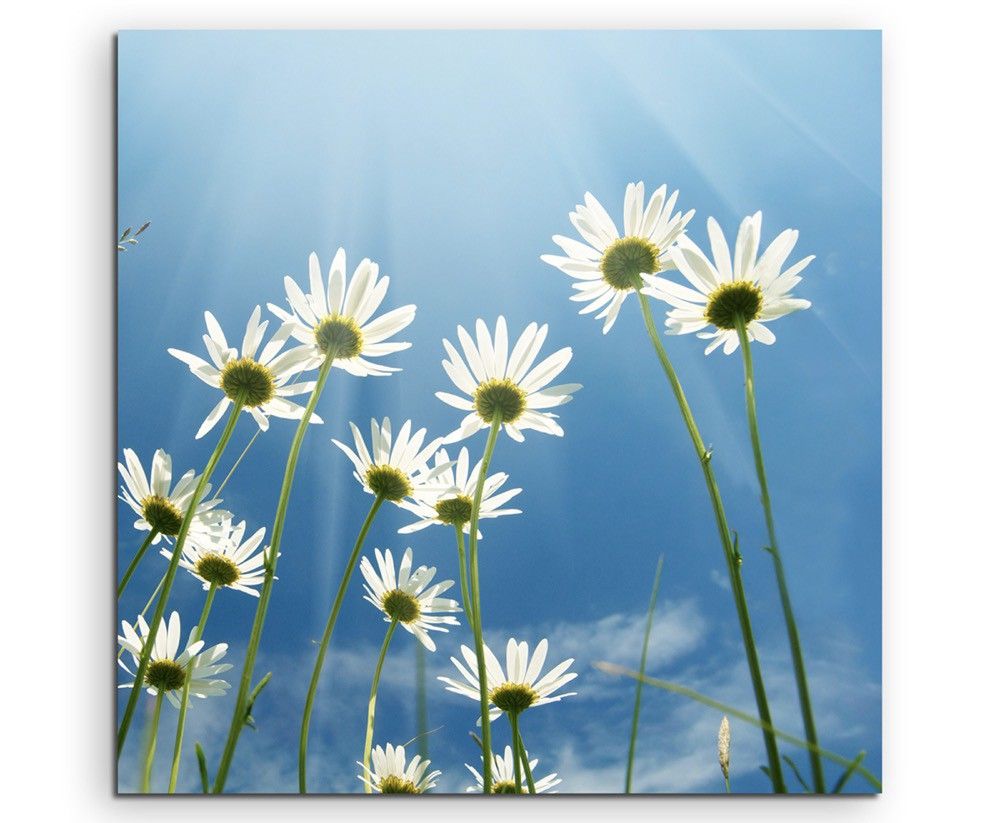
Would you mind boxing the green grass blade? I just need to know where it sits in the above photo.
[782,754,810,792]
[194,743,209,793]
[832,751,867,793]
[625,554,665,793]
[243,672,272,731]
[401,726,443,749]
[416,642,429,762]
[595,662,881,792]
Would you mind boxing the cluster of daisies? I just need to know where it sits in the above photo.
[118,181,812,794]
[541,181,812,347]
[117,250,585,793]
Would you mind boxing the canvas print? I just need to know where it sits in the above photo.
[116,30,882,794]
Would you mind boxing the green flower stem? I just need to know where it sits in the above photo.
[734,316,825,793]
[117,530,159,600]
[508,713,523,793]
[140,691,165,793]
[166,583,219,793]
[515,729,536,794]
[453,525,476,632]
[213,354,335,794]
[625,553,664,793]
[362,620,398,794]
[635,290,785,793]
[298,494,385,793]
[452,525,493,780]
[468,413,503,792]
[117,397,244,758]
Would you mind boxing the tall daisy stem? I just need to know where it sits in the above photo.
[140,691,165,792]
[734,316,824,793]
[117,530,159,600]
[166,583,218,793]
[468,413,503,792]
[213,354,335,794]
[453,525,476,631]
[298,494,385,793]
[362,620,398,793]
[508,713,523,793]
[117,397,244,757]
[635,290,785,792]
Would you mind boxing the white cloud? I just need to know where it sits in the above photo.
[548,630,881,793]
[710,568,731,591]
[118,598,879,795]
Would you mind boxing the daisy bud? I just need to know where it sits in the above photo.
[718,715,731,781]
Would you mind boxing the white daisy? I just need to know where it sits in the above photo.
[357,743,440,794]
[359,547,461,651]
[169,306,322,439]
[541,182,694,333]
[331,417,453,504]
[437,316,581,443]
[465,746,561,794]
[397,447,522,536]
[117,448,228,544]
[161,518,272,597]
[268,249,416,377]
[117,611,232,709]
[439,638,577,721]
[640,211,814,355]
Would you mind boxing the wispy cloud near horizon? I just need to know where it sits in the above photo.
[120,596,879,794]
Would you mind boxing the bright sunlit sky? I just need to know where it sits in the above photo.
[117,30,880,794]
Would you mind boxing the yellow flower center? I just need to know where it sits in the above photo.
[194,552,241,587]
[378,775,420,794]
[314,314,364,359]
[381,588,421,623]
[600,236,661,291]
[140,495,183,536]
[473,378,527,424]
[434,494,473,526]
[145,659,186,692]
[365,464,413,502]
[220,357,276,407]
[704,281,764,330]
[489,682,538,715]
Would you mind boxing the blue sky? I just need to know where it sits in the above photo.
[117,30,881,794]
